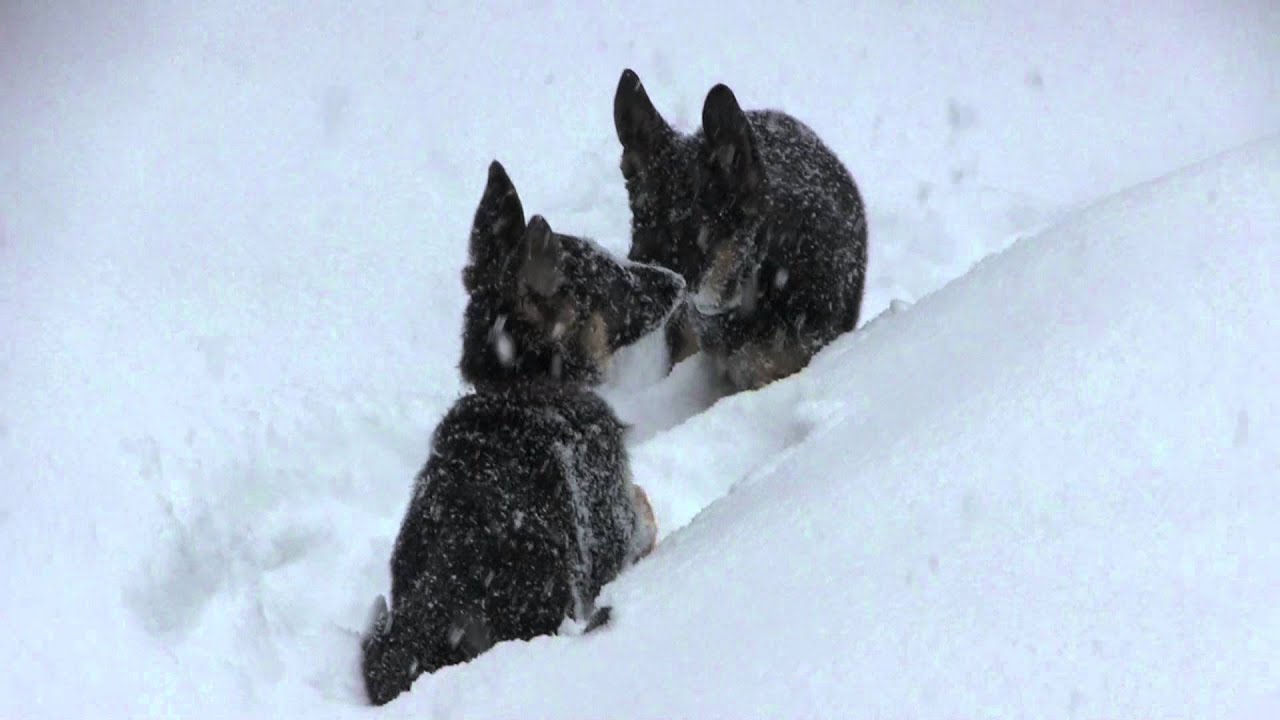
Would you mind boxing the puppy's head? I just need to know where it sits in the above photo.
[461,161,685,386]
[690,83,769,315]
[614,69,705,282]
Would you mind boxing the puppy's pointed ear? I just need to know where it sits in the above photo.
[615,69,675,169]
[702,84,763,208]
[518,215,565,298]
[465,161,525,292]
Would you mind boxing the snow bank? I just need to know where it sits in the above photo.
[3,2,1278,717]
[399,138,1280,718]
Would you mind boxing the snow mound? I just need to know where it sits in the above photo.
[3,3,1278,715]
[398,137,1280,718]
[2,131,1277,719]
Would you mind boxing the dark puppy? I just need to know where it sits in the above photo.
[361,162,680,705]
[615,70,868,389]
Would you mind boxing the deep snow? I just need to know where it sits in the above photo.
[2,2,1279,717]
[428,135,1280,719]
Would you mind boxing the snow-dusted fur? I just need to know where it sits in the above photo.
[361,162,679,706]
[461,164,685,387]
[614,70,868,389]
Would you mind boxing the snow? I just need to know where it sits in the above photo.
[495,135,1280,719]
[2,2,1279,717]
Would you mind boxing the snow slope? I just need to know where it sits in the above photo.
[416,135,1280,719]
[2,2,1279,717]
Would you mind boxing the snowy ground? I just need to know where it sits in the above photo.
[3,2,1279,717]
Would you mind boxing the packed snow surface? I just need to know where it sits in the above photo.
[2,2,1279,718]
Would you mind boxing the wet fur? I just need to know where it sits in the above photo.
[362,162,679,705]
[615,70,868,389]
[460,171,685,388]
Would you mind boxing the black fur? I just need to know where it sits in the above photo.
[361,162,678,705]
[461,162,685,387]
[614,70,868,388]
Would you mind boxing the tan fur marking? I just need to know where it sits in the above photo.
[578,312,611,370]
[725,332,810,390]
[515,293,544,326]
[551,301,577,340]
[630,484,658,560]
[670,311,701,364]
[699,238,737,306]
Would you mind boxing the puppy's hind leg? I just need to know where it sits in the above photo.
[725,330,812,391]
[628,483,658,562]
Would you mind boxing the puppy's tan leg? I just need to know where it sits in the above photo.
[629,483,658,561]
[725,329,811,390]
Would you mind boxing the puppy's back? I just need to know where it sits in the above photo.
[371,384,635,690]
[748,111,865,226]
[749,110,867,339]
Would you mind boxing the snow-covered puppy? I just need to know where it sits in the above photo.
[360,161,682,706]
[614,69,868,390]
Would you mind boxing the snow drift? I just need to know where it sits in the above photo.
[3,3,1279,718]
[391,136,1280,719]
[9,132,1272,719]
